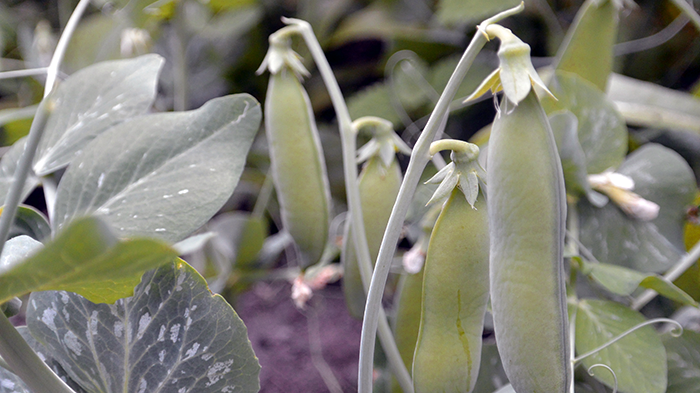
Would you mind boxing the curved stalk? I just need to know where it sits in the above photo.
[573,318,682,363]
[587,364,618,393]
[281,18,414,392]
[631,238,700,310]
[0,1,90,392]
[357,4,525,392]
[670,0,700,33]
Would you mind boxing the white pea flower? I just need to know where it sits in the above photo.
[587,171,660,221]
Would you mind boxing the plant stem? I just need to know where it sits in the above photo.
[282,17,415,392]
[356,4,524,392]
[0,67,48,80]
[0,312,75,393]
[0,354,12,372]
[44,0,91,98]
[0,1,88,392]
[171,0,189,111]
[631,239,700,310]
[670,0,700,33]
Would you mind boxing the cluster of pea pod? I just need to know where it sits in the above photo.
[257,4,601,393]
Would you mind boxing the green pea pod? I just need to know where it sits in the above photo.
[265,67,331,269]
[412,188,489,393]
[553,0,623,91]
[488,90,570,392]
[391,269,423,393]
[343,155,402,318]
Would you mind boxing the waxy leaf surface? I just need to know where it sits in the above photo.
[575,299,666,393]
[0,139,39,205]
[26,261,260,393]
[543,71,628,174]
[33,55,164,176]
[53,94,261,243]
[664,330,700,393]
[579,144,696,272]
[0,216,178,304]
[580,260,696,306]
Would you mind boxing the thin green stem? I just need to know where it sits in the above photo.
[0,312,75,393]
[631,239,700,310]
[357,4,524,392]
[282,18,414,392]
[252,169,274,219]
[572,318,682,363]
[0,1,89,392]
[670,0,700,33]
[42,174,58,222]
[0,67,48,80]
[171,0,189,111]
[44,0,91,98]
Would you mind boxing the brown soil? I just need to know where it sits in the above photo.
[235,281,363,393]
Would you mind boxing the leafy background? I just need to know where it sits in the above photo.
[2,0,700,392]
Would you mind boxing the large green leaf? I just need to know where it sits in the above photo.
[575,299,667,393]
[579,259,697,306]
[664,330,700,393]
[549,111,606,206]
[0,138,39,204]
[7,205,51,242]
[53,94,261,243]
[579,144,696,272]
[543,71,628,175]
[0,327,88,393]
[33,55,164,176]
[0,216,178,304]
[26,261,260,393]
[608,73,700,134]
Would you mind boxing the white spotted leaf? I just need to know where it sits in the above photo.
[52,93,261,243]
[26,261,260,393]
[664,330,700,393]
[32,55,164,176]
[0,326,87,393]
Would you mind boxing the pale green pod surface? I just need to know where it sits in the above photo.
[487,91,570,393]
[343,156,402,318]
[265,69,331,269]
[390,268,424,393]
[412,189,489,393]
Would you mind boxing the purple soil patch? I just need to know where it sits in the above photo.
[236,281,363,392]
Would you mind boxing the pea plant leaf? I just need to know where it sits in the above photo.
[0,138,40,205]
[579,144,696,272]
[579,259,697,306]
[0,216,178,304]
[664,330,700,393]
[575,299,667,393]
[33,54,164,176]
[543,70,628,175]
[7,205,51,242]
[26,261,260,393]
[53,93,261,243]
[0,326,88,393]
[549,111,607,206]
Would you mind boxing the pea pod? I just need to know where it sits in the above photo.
[260,30,332,269]
[412,141,489,393]
[487,89,570,393]
[342,117,409,318]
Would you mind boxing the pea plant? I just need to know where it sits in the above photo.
[1,0,700,392]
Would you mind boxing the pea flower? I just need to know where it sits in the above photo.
[588,171,660,221]
[465,24,554,106]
